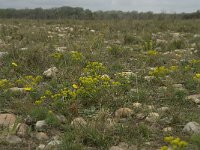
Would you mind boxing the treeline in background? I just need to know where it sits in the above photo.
[0,6,200,20]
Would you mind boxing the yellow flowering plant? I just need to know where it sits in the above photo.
[193,73,200,80]
[83,61,106,76]
[147,50,158,56]
[70,51,84,63]
[0,79,12,89]
[160,136,188,150]
[149,66,169,77]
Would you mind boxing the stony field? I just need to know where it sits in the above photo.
[0,19,200,150]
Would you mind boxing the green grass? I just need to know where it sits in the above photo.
[0,19,200,149]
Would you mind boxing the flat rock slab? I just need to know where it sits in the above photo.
[186,94,200,104]
[6,135,22,144]
[0,113,16,128]
[0,52,8,58]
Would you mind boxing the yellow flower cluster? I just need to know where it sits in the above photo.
[147,50,158,56]
[160,136,188,150]
[193,73,200,80]
[15,75,42,90]
[35,95,46,105]
[149,66,178,77]
[51,52,63,59]
[189,59,200,64]
[35,87,77,105]
[70,51,84,62]
[0,79,11,89]
[11,62,18,67]
[83,61,106,76]
[149,66,169,77]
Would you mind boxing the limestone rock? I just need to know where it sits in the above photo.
[43,67,58,78]
[183,122,200,134]
[56,115,67,123]
[36,120,47,131]
[115,108,133,118]
[136,113,146,120]
[132,102,142,108]
[163,127,173,132]
[71,117,87,127]
[44,139,61,150]
[9,87,26,94]
[36,144,46,150]
[0,52,8,58]
[109,142,137,150]
[0,113,16,128]
[172,84,186,91]
[110,146,124,150]
[157,107,170,113]
[35,132,49,141]
[17,123,29,137]
[6,135,22,144]
[186,94,200,104]
[146,112,159,123]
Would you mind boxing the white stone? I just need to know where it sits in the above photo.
[116,72,136,79]
[0,52,8,58]
[146,112,159,123]
[6,135,22,144]
[36,144,46,150]
[36,120,47,131]
[186,94,200,104]
[172,84,185,91]
[45,140,61,150]
[144,76,155,82]
[183,122,200,134]
[55,47,67,52]
[109,146,124,150]
[36,132,49,141]
[163,127,173,132]
[43,67,58,78]
[136,113,146,120]
[17,123,29,137]
[90,30,95,33]
[157,107,170,113]
[132,102,142,108]
[9,87,26,94]
[71,117,87,127]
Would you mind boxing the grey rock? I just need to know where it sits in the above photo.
[183,122,200,134]
[36,144,46,150]
[43,67,58,78]
[172,84,186,91]
[35,132,49,141]
[115,108,133,118]
[17,123,29,137]
[56,115,67,123]
[0,52,8,58]
[186,94,200,104]
[44,140,61,150]
[146,112,159,123]
[132,102,142,109]
[71,117,87,127]
[0,113,16,128]
[157,107,170,113]
[9,87,26,94]
[109,142,137,150]
[110,146,124,150]
[6,135,22,144]
[36,120,47,131]
[163,127,173,132]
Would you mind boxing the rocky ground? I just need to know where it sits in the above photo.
[0,19,200,149]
